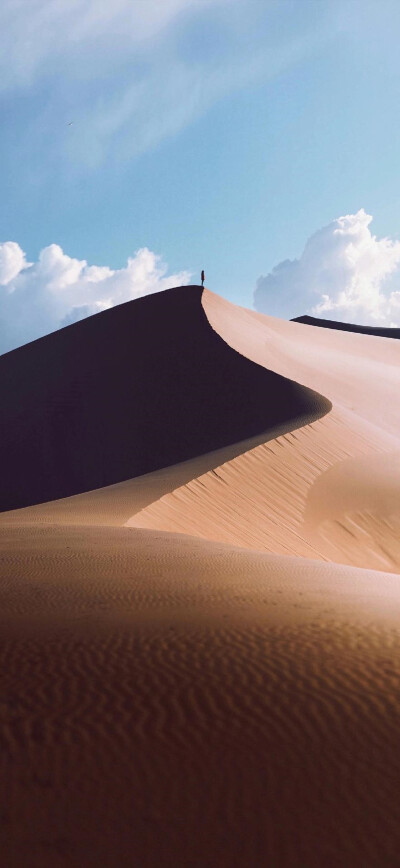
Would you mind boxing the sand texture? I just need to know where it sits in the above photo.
[1,286,400,867]
[2,527,400,868]
[128,290,400,572]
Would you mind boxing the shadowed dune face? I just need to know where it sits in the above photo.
[292,314,400,339]
[124,291,400,572]
[0,286,330,512]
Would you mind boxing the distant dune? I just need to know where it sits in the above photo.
[292,313,400,338]
[0,286,329,512]
[1,286,400,868]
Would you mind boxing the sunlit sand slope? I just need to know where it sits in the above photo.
[2,526,400,868]
[0,415,322,529]
[130,407,399,568]
[0,286,328,512]
[203,290,400,437]
[129,290,400,571]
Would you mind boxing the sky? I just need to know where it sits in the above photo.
[1,0,400,353]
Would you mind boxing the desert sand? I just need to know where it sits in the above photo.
[1,285,400,867]
[129,289,400,572]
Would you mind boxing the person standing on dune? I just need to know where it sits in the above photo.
[201,270,205,287]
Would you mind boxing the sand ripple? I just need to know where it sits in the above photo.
[2,526,400,867]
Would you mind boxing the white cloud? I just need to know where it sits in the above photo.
[0,242,191,354]
[254,209,400,326]
[0,241,31,286]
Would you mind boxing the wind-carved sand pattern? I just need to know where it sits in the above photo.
[129,291,400,572]
[129,406,399,566]
[2,528,400,868]
[1,286,400,867]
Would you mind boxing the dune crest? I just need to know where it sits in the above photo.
[127,290,400,572]
[0,286,329,512]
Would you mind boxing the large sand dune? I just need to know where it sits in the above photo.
[128,289,400,572]
[0,286,327,512]
[1,286,400,867]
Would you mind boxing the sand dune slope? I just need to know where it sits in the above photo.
[2,288,398,572]
[203,289,400,437]
[2,526,400,868]
[2,288,400,868]
[130,407,400,569]
[128,291,400,572]
[0,416,321,529]
[0,286,328,512]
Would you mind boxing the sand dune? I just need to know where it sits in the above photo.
[5,287,400,575]
[203,290,400,436]
[129,407,400,569]
[2,526,400,868]
[0,286,328,512]
[2,286,400,867]
[127,289,400,572]
[0,414,322,529]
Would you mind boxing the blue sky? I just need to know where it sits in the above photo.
[1,0,400,351]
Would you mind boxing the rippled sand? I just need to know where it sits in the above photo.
[129,291,400,572]
[2,527,400,868]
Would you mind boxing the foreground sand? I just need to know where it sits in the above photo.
[2,526,400,868]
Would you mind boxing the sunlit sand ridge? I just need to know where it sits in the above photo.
[129,289,400,572]
[1,286,400,867]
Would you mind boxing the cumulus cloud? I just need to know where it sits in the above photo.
[0,242,31,286]
[0,242,190,354]
[254,210,400,326]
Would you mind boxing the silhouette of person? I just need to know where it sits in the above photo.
[201,270,205,287]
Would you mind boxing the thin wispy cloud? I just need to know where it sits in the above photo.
[254,210,400,326]
[0,0,220,90]
[0,0,341,171]
[0,241,190,354]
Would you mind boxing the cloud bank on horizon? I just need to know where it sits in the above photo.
[0,243,190,354]
[2,210,400,355]
[254,210,400,326]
